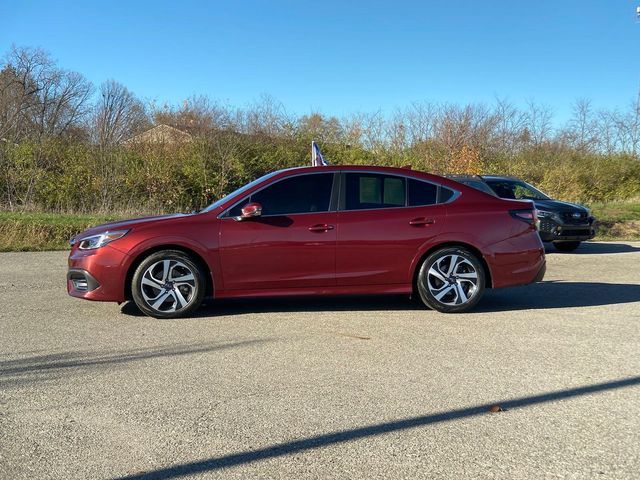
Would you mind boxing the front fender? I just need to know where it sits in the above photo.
[114,234,221,298]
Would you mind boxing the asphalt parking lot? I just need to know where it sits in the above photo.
[1,242,640,479]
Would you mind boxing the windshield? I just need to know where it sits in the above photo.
[484,179,550,201]
[200,170,281,213]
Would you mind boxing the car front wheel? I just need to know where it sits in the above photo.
[417,247,486,313]
[131,250,205,318]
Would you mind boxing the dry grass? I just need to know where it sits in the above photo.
[590,201,640,240]
[0,212,124,251]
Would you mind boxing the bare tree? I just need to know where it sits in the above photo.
[0,46,93,140]
[595,109,620,154]
[402,101,438,146]
[563,98,597,152]
[434,103,498,153]
[618,91,640,156]
[523,99,553,146]
[297,112,343,143]
[242,93,289,137]
[93,80,147,146]
[0,47,50,141]
[492,97,528,152]
[153,95,231,137]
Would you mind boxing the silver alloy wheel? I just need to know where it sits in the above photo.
[140,259,197,313]
[426,254,479,306]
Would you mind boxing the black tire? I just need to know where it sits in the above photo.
[553,241,581,252]
[131,250,205,319]
[416,247,486,313]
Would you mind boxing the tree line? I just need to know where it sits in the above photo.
[1,45,639,214]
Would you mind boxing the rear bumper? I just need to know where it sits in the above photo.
[529,260,546,284]
[487,231,546,289]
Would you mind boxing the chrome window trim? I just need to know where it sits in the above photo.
[217,171,337,219]
[216,168,461,219]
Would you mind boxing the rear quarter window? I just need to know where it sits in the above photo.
[439,187,456,203]
[408,179,438,206]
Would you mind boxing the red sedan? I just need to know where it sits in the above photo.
[67,166,546,318]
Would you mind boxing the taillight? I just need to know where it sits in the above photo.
[510,209,539,230]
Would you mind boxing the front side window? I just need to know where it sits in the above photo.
[228,173,334,217]
[345,173,406,210]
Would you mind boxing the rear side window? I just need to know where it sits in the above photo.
[439,187,455,203]
[345,173,406,210]
[408,179,437,206]
[228,173,334,216]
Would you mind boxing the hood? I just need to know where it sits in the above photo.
[532,199,589,213]
[73,213,192,240]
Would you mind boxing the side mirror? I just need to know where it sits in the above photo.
[235,202,262,221]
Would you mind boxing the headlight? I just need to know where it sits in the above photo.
[536,210,557,220]
[76,230,129,250]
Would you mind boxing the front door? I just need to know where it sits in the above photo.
[219,172,337,291]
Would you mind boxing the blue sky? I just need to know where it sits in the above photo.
[1,1,639,123]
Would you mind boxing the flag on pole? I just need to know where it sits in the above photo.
[311,141,328,166]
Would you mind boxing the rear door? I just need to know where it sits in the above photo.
[219,172,337,290]
[335,172,447,286]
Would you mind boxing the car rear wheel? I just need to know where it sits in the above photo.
[553,241,581,252]
[131,250,205,318]
[417,247,486,313]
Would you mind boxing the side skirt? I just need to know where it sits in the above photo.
[214,284,413,300]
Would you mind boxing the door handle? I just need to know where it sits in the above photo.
[308,224,334,232]
[409,217,435,226]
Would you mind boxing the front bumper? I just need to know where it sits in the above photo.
[538,217,596,242]
[67,245,130,302]
[67,269,100,292]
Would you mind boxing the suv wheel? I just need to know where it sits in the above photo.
[417,247,486,313]
[553,241,581,252]
[131,250,205,318]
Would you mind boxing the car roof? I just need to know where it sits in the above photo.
[270,165,472,192]
[276,164,451,180]
[480,175,523,181]
[278,165,419,174]
[446,174,483,181]
[446,174,523,182]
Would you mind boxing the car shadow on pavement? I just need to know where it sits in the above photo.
[0,339,272,388]
[477,281,640,312]
[121,295,426,318]
[545,242,640,254]
[120,280,640,318]
[115,375,640,480]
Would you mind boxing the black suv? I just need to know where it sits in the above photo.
[448,175,596,252]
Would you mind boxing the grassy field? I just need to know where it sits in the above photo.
[0,203,639,252]
[0,212,125,252]
[589,201,640,240]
